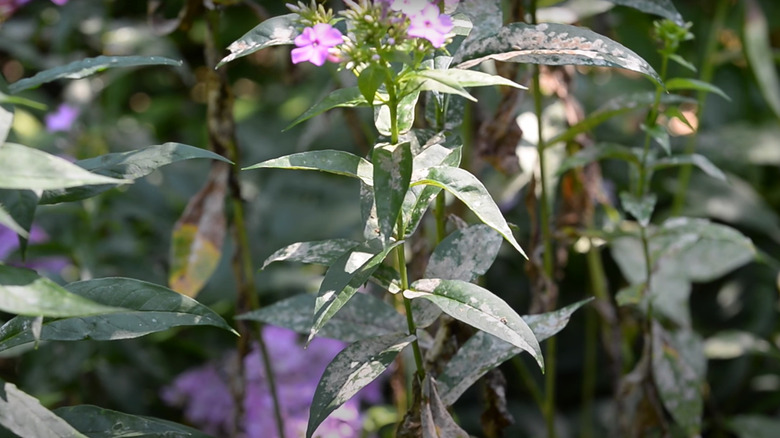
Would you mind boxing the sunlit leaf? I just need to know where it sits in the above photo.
[236,292,407,342]
[665,77,731,101]
[243,150,373,186]
[169,163,228,298]
[0,265,122,318]
[0,143,128,191]
[9,56,182,94]
[420,68,527,91]
[421,376,469,438]
[455,22,662,85]
[425,224,503,281]
[0,277,236,352]
[0,105,11,144]
[307,332,415,438]
[437,299,591,405]
[55,405,215,438]
[217,14,298,68]
[375,90,420,136]
[743,0,780,120]
[604,0,684,26]
[0,378,87,438]
[412,166,526,258]
[261,239,360,269]
[372,142,412,244]
[405,278,543,369]
[285,87,369,131]
[41,142,231,204]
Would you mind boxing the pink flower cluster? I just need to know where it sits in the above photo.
[392,0,455,48]
[1,0,68,21]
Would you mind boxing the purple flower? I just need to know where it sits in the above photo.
[406,4,453,48]
[45,103,80,132]
[0,224,69,274]
[390,0,428,15]
[291,23,343,67]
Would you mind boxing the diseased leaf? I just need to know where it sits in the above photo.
[217,14,298,68]
[0,143,128,191]
[0,378,87,438]
[425,224,503,281]
[743,0,780,120]
[405,278,543,369]
[236,293,407,342]
[0,265,122,318]
[412,166,526,258]
[169,163,228,298]
[620,192,656,227]
[55,405,215,438]
[9,56,182,94]
[652,154,727,181]
[421,376,469,438]
[261,239,360,269]
[375,90,420,136]
[455,22,662,85]
[372,142,412,244]
[244,150,373,186]
[310,241,403,343]
[437,299,591,405]
[605,0,684,26]
[285,87,369,131]
[307,333,415,438]
[41,142,231,204]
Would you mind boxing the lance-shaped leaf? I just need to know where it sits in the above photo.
[0,277,236,353]
[307,332,415,438]
[743,0,780,120]
[285,87,369,131]
[0,143,128,191]
[605,0,684,26]
[169,163,228,298]
[412,166,526,258]
[237,292,407,343]
[0,105,11,144]
[0,203,28,238]
[0,378,87,438]
[556,143,642,176]
[217,14,298,68]
[358,64,390,106]
[373,142,412,244]
[9,56,182,94]
[418,68,527,94]
[620,192,656,227]
[652,322,704,436]
[652,154,727,181]
[0,265,122,318]
[642,123,671,155]
[425,224,503,281]
[437,298,591,405]
[310,241,403,343]
[405,279,543,369]
[54,405,215,438]
[665,77,731,101]
[455,22,662,85]
[421,376,469,438]
[261,239,360,269]
[727,415,780,438]
[244,150,373,186]
[41,142,231,204]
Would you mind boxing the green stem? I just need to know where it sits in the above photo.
[396,216,426,381]
[435,192,446,243]
[671,0,729,214]
[637,54,668,198]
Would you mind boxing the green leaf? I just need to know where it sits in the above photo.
[437,299,591,405]
[261,239,360,269]
[652,322,704,436]
[41,143,231,205]
[55,405,215,438]
[642,123,670,155]
[358,65,388,107]
[9,56,182,94]
[665,77,731,101]
[0,277,235,352]
[727,415,780,438]
[243,150,374,186]
[310,241,403,343]
[406,278,543,369]
[374,90,420,136]
[0,203,27,238]
[604,0,684,26]
[668,53,696,72]
[0,105,11,144]
[420,68,526,91]
[285,87,369,131]
[455,22,662,85]
[412,166,526,258]
[237,293,407,343]
[425,224,503,281]
[0,143,129,191]
[372,142,412,244]
[421,376,469,438]
[0,378,87,438]
[743,0,780,120]
[619,192,656,227]
[0,188,38,240]
[307,332,415,438]
[217,14,298,68]
[557,143,642,176]
[0,265,122,318]
[652,154,727,181]
[409,71,475,102]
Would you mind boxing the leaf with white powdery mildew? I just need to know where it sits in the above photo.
[604,0,684,26]
[307,332,415,438]
[261,239,360,269]
[0,378,87,438]
[217,14,298,68]
[405,278,543,369]
[244,150,373,186]
[455,22,662,85]
[425,224,503,282]
[55,405,215,438]
[372,142,412,244]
